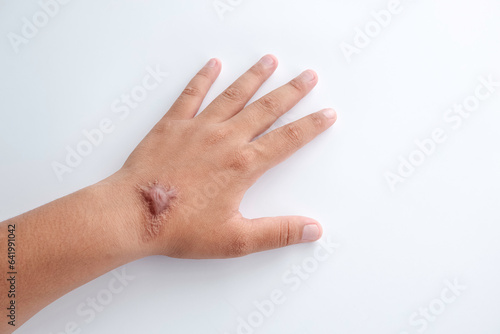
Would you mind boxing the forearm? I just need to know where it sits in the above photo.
[0,173,145,332]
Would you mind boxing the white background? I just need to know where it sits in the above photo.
[1,0,500,333]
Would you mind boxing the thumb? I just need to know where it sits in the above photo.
[244,216,323,254]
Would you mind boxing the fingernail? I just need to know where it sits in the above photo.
[206,58,217,68]
[322,108,337,119]
[301,224,321,242]
[259,55,275,68]
[300,70,316,82]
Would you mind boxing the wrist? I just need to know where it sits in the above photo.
[90,171,155,259]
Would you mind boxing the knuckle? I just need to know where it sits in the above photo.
[221,86,245,104]
[289,78,305,93]
[278,219,294,247]
[204,126,231,145]
[281,123,304,147]
[256,95,282,117]
[182,86,202,97]
[228,146,256,172]
[248,65,266,79]
[310,113,324,129]
[197,69,211,80]
[152,119,175,135]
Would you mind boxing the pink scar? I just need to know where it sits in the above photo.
[139,182,177,217]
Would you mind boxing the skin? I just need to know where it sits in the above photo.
[0,55,337,332]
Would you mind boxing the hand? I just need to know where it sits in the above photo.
[0,55,337,331]
[112,54,337,259]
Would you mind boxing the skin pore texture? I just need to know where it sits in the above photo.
[0,55,337,333]
[138,182,178,237]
